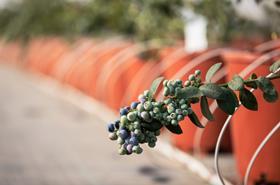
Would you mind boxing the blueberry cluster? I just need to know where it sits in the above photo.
[107,71,202,155]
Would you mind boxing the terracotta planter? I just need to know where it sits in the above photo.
[96,45,151,110]
[152,48,232,153]
[167,49,231,153]
[222,50,280,184]
[38,38,69,75]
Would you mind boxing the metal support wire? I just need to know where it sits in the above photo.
[214,65,280,185]
[244,121,280,185]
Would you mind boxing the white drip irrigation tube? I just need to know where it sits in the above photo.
[193,67,227,155]
[244,121,280,185]
[214,55,280,185]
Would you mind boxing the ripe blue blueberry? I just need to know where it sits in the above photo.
[120,108,128,116]
[131,102,139,109]
[119,129,129,140]
[107,123,115,133]
[114,120,120,129]
[129,136,139,145]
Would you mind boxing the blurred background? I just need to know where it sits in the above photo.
[0,0,280,185]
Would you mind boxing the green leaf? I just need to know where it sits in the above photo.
[205,62,222,82]
[176,87,202,99]
[165,124,183,134]
[199,83,225,100]
[142,121,163,131]
[148,77,164,100]
[216,87,239,115]
[200,96,214,121]
[269,60,280,73]
[228,75,244,91]
[245,81,258,89]
[239,88,258,111]
[263,89,279,103]
[257,77,274,93]
[188,112,204,128]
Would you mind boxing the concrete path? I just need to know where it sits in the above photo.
[0,65,209,185]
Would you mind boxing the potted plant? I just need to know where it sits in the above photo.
[107,60,280,184]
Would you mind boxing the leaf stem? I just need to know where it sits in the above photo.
[219,73,280,88]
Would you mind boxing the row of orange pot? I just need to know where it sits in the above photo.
[0,37,279,184]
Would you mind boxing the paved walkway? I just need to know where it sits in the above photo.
[0,65,208,185]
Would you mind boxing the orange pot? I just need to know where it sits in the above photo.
[97,46,149,110]
[222,50,280,184]
[168,49,231,153]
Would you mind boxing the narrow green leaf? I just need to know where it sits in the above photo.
[200,96,214,121]
[165,124,183,134]
[188,112,204,128]
[206,62,222,82]
[257,77,274,93]
[141,121,163,131]
[148,77,164,99]
[245,81,258,89]
[239,88,258,111]
[228,75,244,91]
[216,87,239,115]
[269,60,280,73]
[263,89,279,103]
[199,83,225,100]
[176,86,202,99]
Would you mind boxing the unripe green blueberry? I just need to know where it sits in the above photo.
[167,80,172,87]
[133,145,143,154]
[171,119,178,125]
[134,129,141,135]
[175,79,182,86]
[182,110,188,116]
[168,86,174,94]
[180,104,188,110]
[155,130,160,136]
[163,80,168,86]
[144,101,152,110]
[187,108,193,114]
[141,111,150,121]
[167,105,175,113]
[127,112,136,121]
[188,74,196,81]
[108,132,118,140]
[175,109,182,114]
[120,115,128,125]
[170,113,177,119]
[118,147,127,155]
[175,87,181,93]
[133,121,140,129]
[151,137,157,143]
[195,70,201,76]
[153,107,160,114]
[163,87,169,96]
[148,142,156,148]
[143,90,150,97]
[137,103,144,112]
[184,80,191,87]
[164,99,171,105]
[117,137,124,144]
[177,115,184,121]
[179,99,186,105]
